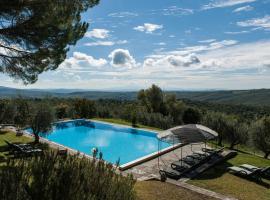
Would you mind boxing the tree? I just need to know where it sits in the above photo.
[137,84,164,113]
[165,94,185,124]
[182,107,201,124]
[55,103,69,119]
[0,100,16,124]
[223,117,248,149]
[0,0,99,84]
[13,98,30,128]
[202,112,228,146]
[29,104,54,143]
[251,116,270,159]
[73,99,96,118]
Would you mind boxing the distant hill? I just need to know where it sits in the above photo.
[172,89,270,106]
[0,86,269,106]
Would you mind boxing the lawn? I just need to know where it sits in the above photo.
[188,152,270,200]
[135,180,218,200]
[0,131,33,163]
[92,117,162,131]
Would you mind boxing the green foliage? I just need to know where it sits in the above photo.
[0,151,136,200]
[74,98,96,118]
[138,84,164,113]
[182,107,201,124]
[0,0,99,84]
[55,103,69,119]
[223,117,248,149]
[29,103,54,143]
[13,98,30,128]
[251,116,270,158]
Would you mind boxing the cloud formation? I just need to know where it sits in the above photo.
[84,40,128,47]
[85,29,110,39]
[237,15,270,30]
[109,49,137,69]
[162,6,193,16]
[233,5,253,12]
[60,52,107,71]
[108,12,138,18]
[202,0,256,10]
[133,23,163,33]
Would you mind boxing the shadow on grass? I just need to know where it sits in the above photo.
[191,161,270,188]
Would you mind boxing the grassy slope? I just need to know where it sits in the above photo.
[135,181,217,200]
[92,118,162,131]
[189,152,270,200]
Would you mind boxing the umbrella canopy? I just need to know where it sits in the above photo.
[157,124,218,144]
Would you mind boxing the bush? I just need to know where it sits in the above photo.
[0,151,136,200]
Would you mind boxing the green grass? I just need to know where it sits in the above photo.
[188,151,270,200]
[135,181,217,200]
[0,131,33,163]
[91,118,162,131]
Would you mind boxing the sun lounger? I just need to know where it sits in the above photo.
[240,164,270,180]
[159,167,185,180]
[228,166,262,181]
[5,140,43,156]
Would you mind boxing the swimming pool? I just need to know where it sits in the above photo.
[29,120,171,165]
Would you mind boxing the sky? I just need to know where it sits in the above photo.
[1,0,270,90]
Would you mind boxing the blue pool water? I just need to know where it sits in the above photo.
[29,120,171,165]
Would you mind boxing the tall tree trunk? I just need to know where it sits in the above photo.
[34,133,39,143]
[218,135,223,146]
[264,152,270,159]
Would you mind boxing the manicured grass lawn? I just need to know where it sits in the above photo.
[188,152,270,200]
[135,181,217,200]
[92,118,162,131]
[0,131,33,162]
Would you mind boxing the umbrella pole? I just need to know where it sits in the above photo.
[181,146,183,167]
[158,139,160,169]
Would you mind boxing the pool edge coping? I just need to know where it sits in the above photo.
[25,119,182,171]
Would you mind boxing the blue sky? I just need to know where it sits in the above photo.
[1,0,270,90]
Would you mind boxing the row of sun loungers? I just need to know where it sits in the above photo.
[4,140,43,157]
[160,147,224,180]
[228,164,270,181]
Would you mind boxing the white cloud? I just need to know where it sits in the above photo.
[133,23,163,34]
[199,39,217,43]
[60,52,107,71]
[162,6,193,16]
[233,5,253,12]
[85,29,110,39]
[108,12,138,18]
[84,40,128,47]
[155,42,166,46]
[144,54,200,68]
[108,49,137,69]
[199,40,270,71]
[225,30,250,34]
[202,0,256,10]
[237,15,270,30]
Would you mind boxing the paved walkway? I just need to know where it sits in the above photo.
[122,143,204,179]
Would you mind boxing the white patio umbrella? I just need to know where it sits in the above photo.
[157,124,218,171]
[157,124,218,144]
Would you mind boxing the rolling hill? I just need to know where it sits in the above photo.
[0,86,269,106]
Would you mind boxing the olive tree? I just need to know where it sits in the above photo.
[29,104,54,143]
[251,116,270,159]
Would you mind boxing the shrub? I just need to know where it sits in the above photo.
[0,151,136,200]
